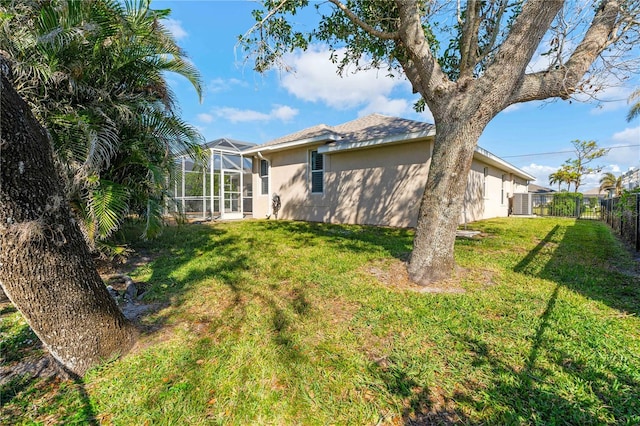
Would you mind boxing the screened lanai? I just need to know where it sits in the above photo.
[171,138,254,220]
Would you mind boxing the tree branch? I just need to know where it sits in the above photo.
[328,0,399,40]
[476,0,509,65]
[458,0,481,79]
[481,0,563,92]
[395,0,453,104]
[507,0,623,104]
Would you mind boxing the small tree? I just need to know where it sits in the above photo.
[556,140,609,193]
[549,164,576,192]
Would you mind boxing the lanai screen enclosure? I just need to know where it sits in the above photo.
[171,138,254,220]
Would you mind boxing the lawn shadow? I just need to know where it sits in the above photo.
[0,354,98,425]
[128,222,318,362]
[131,219,413,338]
[368,358,469,425]
[450,220,640,424]
[252,220,414,260]
[516,219,639,317]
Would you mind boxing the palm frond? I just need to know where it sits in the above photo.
[628,88,640,122]
[88,179,130,239]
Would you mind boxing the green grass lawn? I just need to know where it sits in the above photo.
[2,217,639,425]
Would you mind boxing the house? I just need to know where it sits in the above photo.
[528,183,555,193]
[243,114,534,227]
[621,167,640,191]
[582,187,606,198]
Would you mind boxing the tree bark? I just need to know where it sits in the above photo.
[407,105,488,285]
[0,57,135,376]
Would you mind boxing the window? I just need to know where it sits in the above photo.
[483,167,489,198]
[501,174,506,204]
[310,150,324,193]
[259,159,269,195]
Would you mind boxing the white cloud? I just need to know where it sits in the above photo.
[602,125,640,172]
[164,18,187,40]
[612,126,640,143]
[197,113,214,123]
[516,125,639,190]
[357,96,411,118]
[214,105,299,123]
[503,103,524,114]
[270,105,298,121]
[217,107,269,122]
[521,163,558,184]
[585,84,634,115]
[280,46,420,118]
[208,77,247,94]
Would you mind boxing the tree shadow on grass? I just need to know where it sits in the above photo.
[112,220,419,420]
[516,219,639,317]
[252,220,414,260]
[449,221,640,424]
[0,220,412,423]
[367,358,469,425]
[132,220,413,332]
[0,354,98,425]
[131,222,318,355]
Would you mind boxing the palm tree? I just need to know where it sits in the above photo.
[599,172,623,197]
[0,0,204,248]
[549,165,575,192]
[628,88,640,122]
[549,170,565,191]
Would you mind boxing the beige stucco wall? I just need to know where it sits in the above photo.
[461,162,530,223]
[251,139,528,227]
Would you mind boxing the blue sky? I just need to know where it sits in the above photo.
[156,0,640,190]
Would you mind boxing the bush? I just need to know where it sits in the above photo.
[550,193,583,217]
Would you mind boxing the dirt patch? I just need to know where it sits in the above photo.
[94,248,157,277]
[363,259,495,294]
[96,251,164,323]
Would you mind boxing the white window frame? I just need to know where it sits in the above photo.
[259,159,269,196]
[483,167,489,199]
[309,150,324,194]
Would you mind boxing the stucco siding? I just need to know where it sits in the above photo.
[251,139,527,227]
[325,140,431,227]
[252,145,323,220]
[462,161,517,223]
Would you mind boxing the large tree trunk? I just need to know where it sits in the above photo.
[407,114,486,285]
[0,57,135,376]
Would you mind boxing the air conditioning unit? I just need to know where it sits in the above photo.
[512,193,532,215]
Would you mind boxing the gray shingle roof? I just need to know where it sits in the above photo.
[258,124,335,148]
[331,114,434,144]
[253,114,435,149]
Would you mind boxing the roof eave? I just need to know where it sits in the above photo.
[317,129,436,154]
[242,133,339,155]
[473,146,535,181]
